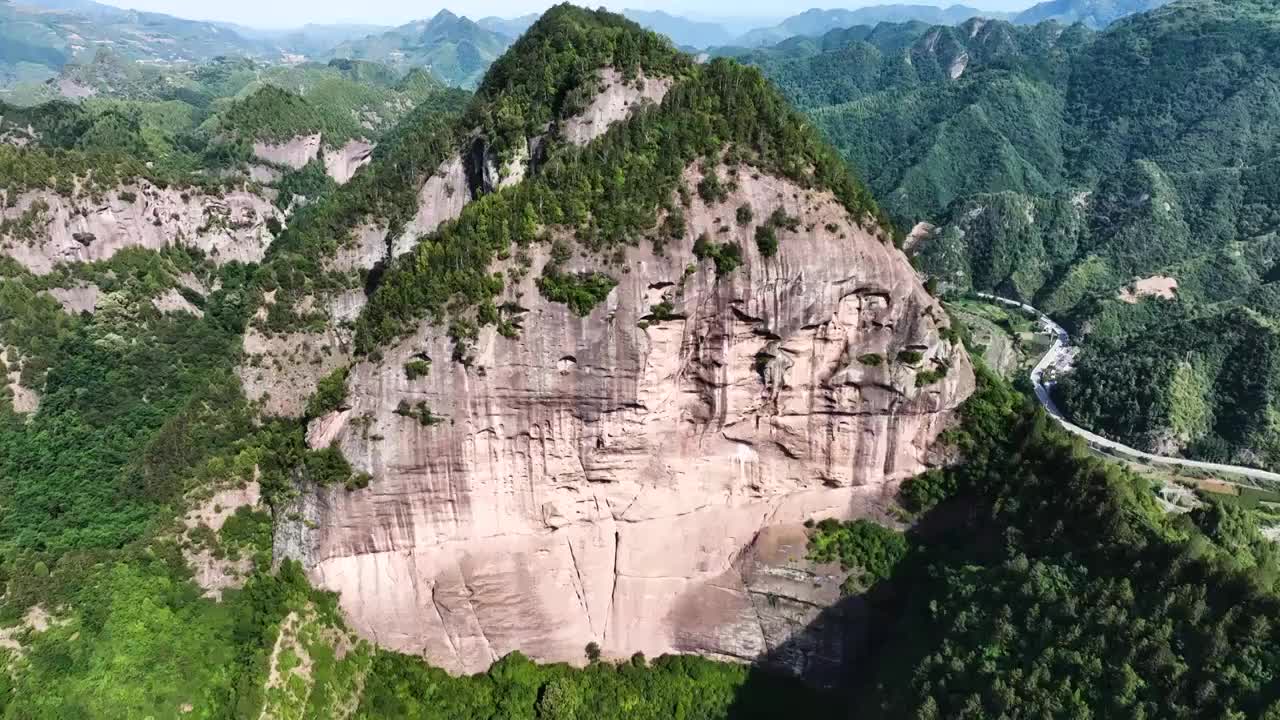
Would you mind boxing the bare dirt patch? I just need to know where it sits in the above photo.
[1119,275,1178,303]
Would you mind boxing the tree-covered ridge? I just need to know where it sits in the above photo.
[250,4,689,316]
[465,4,694,163]
[851,365,1280,719]
[737,0,1280,467]
[0,0,271,93]
[1057,304,1280,466]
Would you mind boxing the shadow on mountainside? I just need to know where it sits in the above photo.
[721,495,991,719]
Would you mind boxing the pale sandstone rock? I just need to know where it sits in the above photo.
[253,134,322,170]
[1119,275,1178,303]
[324,140,376,185]
[249,164,282,184]
[183,481,263,599]
[276,164,974,678]
[332,223,392,273]
[184,481,262,532]
[560,68,673,146]
[0,606,61,654]
[44,283,100,314]
[242,325,353,418]
[904,221,935,253]
[393,155,474,258]
[2,346,38,415]
[240,69,683,422]
[58,78,95,99]
[0,122,37,147]
[0,183,280,276]
[177,272,208,295]
[152,288,204,317]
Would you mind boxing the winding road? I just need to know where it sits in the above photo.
[976,293,1280,485]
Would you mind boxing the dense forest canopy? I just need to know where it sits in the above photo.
[734,0,1280,468]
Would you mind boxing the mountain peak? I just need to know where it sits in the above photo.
[428,8,461,25]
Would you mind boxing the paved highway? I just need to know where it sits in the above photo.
[976,293,1280,485]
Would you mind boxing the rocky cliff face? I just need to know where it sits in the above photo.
[276,162,974,681]
[253,134,324,171]
[252,134,377,185]
[0,181,280,275]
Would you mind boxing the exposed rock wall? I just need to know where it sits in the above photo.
[324,140,376,185]
[253,134,323,170]
[183,481,263,600]
[0,182,280,275]
[2,346,39,415]
[276,164,974,679]
[252,135,376,185]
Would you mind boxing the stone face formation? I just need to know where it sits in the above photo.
[277,157,975,681]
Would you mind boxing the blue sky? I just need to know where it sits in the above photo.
[101,0,1042,29]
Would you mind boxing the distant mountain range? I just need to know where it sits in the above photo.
[475,13,539,38]
[725,0,1173,48]
[733,5,1008,47]
[621,9,738,47]
[0,0,1178,96]
[323,10,511,89]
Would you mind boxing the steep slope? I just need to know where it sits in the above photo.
[732,17,1090,224]
[325,10,513,89]
[244,4,973,679]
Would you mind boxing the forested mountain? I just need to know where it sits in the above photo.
[736,0,1280,468]
[323,10,513,88]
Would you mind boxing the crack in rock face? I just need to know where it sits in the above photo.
[274,162,975,680]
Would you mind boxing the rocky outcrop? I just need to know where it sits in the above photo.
[183,481,263,600]
[44,283,100,314]
[2,346,39,415]
[253,134,323,170]
[0,182,280,275]
[275,164,974,679]
[0,122,37,148]
[393,155,474,259]
[560,68,673,146]
[152,288,204,317]
[252,135,376,185]
[324,140,376,185]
